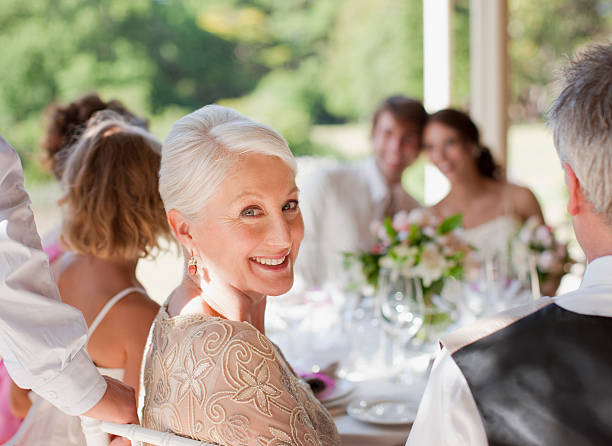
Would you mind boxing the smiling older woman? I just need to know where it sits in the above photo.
[140,105,339,445]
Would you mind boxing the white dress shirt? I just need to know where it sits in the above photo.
[406,255,612,445]
[296,156,419,288]
[0,135,106,416]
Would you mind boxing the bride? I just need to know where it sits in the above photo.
[423,108,545,259]
[140,105,339,445]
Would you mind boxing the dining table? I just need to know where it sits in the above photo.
[330,377,427,446]
[266,291,433,446]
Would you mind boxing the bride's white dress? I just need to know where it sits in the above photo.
[462,215,522,261]
[461,215,533,314]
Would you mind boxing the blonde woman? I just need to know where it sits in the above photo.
[7,112,170,445]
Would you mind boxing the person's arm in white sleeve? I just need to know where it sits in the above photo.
[0,135,107,415]
[406,347,489,446]
[0,136,138,435]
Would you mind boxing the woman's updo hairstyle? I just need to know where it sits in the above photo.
[60,110,170,259]
[159,104,297,222]
[41,93,148,180]
[428,108,502,181]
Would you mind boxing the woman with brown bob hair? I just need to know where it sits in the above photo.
[41,93,148,180]
[39,93,148,267]
[7,111,170,445]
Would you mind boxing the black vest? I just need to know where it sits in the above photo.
[452,303,612,446]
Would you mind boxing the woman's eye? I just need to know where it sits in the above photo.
[283,200,298,212]
[241,207,262,217]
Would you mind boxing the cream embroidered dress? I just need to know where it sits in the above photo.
[141,304,339,446]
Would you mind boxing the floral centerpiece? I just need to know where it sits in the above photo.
[344,209,474,341]
[511,216,573,296]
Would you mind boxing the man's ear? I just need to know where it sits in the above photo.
[563,162,582,217]
[167,209,194,250]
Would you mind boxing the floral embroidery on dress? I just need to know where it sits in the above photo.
[233,362,282,416]
[141,304,339,446]
[171,346,214,406]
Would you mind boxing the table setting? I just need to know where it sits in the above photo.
[266,210,573,445]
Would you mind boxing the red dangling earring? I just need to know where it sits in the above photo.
[188,251,198,276]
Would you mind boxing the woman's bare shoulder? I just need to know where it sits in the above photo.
[112,290,160,323]
[505,182,544,221]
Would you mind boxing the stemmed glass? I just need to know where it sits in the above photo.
[376,269,425,379]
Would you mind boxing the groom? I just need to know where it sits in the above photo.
[407,42,612,445]
[296,95,428,288]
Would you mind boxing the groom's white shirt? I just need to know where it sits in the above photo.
[296,156,419,288]
[0,135,106,415]
[406,255,612,445]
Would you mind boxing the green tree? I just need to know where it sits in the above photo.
[319,0,423,121]
[0,0,263,177]
[509,0,612,120]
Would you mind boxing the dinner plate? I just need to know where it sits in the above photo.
[320,378,356,404]
[346,398,417,425]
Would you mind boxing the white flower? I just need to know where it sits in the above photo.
[394,245,418,261]
[422,226,437,238]
[414,243,447,287]
[537,250,555,272]
[379,255,396,270]
[437,231,467,256]
[406,208,429,226]
[519,216,540,243]
[393,245,419,277]
[399,262,418,278]
[534,226,554,248]
[370,220,390,245]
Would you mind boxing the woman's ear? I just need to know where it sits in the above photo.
[167,209,193,249]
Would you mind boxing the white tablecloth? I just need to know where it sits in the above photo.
[331,378,427,446]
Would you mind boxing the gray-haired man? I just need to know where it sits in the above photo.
[407,42,612,446]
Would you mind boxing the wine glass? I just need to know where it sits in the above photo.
[377,269,425,379]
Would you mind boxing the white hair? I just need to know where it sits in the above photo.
[548,42,612,225]
[159,104,297,221]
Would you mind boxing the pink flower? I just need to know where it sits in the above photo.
[371,243,385,255]
[392,210,413,233]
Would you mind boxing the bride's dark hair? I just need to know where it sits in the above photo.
[428,108,502,181]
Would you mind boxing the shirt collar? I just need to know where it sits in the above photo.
[554,255,612,318]
[579,255,612,289]
[362,156,390,203]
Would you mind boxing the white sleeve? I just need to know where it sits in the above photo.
[0,136,106,416]
[406,347,488,446]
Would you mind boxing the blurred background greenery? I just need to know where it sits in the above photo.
[3,0,609,299]
[1,0,611,183]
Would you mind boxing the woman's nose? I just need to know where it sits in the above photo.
[266,214,292,249]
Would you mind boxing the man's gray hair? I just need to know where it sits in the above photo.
[159,104,297,222]
[548,42,612,224]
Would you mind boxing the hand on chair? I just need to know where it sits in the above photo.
[83,376,139,446]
